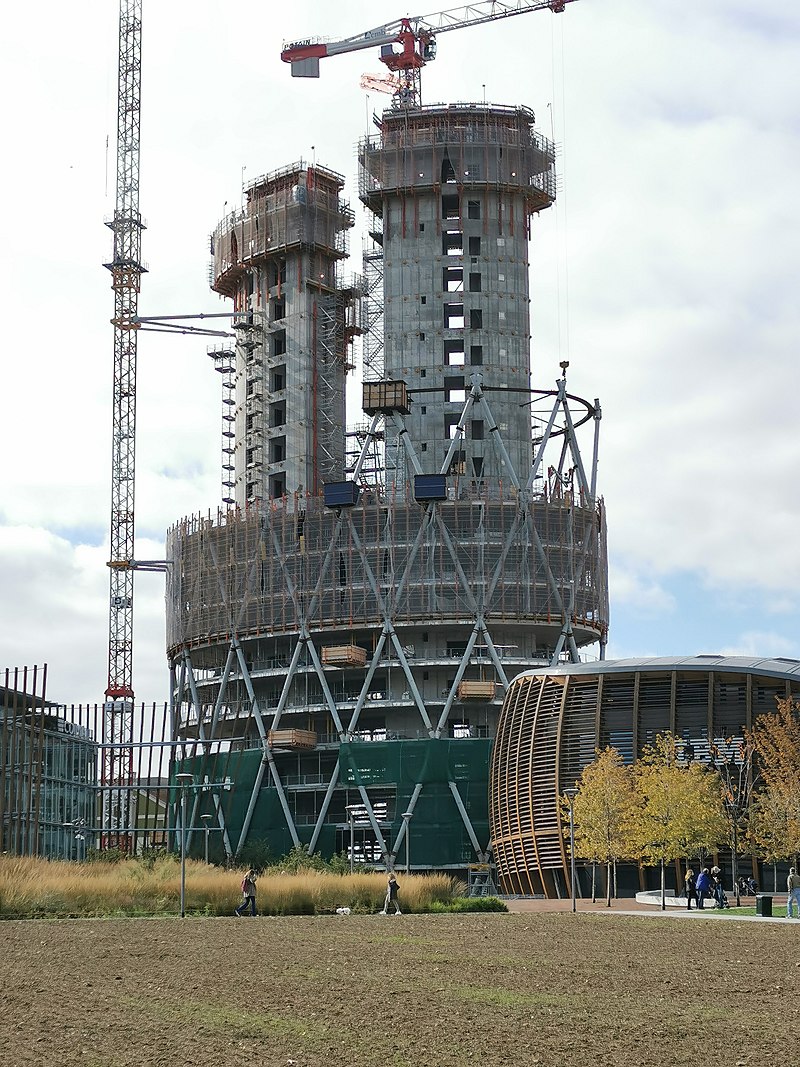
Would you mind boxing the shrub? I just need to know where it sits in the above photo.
[272,844,327,873]
[236,838,272,873]
[84,847,126,865]
[428,896,508,913]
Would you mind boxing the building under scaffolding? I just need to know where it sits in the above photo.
[1,667,96,860]
[166,104,609,874]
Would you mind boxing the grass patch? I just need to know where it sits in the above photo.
[0,854,460,919]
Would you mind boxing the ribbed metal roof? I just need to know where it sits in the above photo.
[515,655,800,683]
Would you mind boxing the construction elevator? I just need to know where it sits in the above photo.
[165,104,609,874]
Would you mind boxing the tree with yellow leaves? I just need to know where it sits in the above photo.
[746,697,800,874]
[627,733,727,910]
[747,785,798,891]
[561,746,637,907]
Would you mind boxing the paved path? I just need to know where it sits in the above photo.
[502,895,800,924]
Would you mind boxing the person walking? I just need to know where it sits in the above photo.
[381,872,401,914]
[235,868,258,916]
[711,869,725,909]
[786,867,800,918]
[684,868,697,911]
[696,867,711,909]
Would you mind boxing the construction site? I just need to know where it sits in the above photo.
[3,1,613,879]
[164,56,608,869]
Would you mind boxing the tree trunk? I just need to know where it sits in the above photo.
[591,861,597,904]
[606,860,612,907]
[773,862,777,893]
[660,857,666,911]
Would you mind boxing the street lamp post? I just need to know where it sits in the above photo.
[345,805,358,875]
[565,788,578,913]
[176,773,193,918]
[201,813,213,865]
[401,811,413,875]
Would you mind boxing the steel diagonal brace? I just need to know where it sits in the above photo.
[174,656,188,759]
[471,376,522,492]
[389,411,424,476]
[525,379,565,494]
[476,622,511,690]
[355,782,391,868]
[267,639,306,734]
[432,511,481,617]
[261,515,347,736]
[559,385,591,500]
[180,651,211,850]
[211,790,234,862]
[351,412,383,482]
[347,518,433,732]
[389,781,423,863]
[307,757,342,854]
[182,649,209,759]
[387,632,434,733]
[439,387,479,477]
[434,623,482,737]
[207,534,233,622]
[305,639,348,737]
[484,504,527,606]
[448,779,489,863]
[209,644,238,736]
[345,630,389,736]
[233,545,262,634]
[232,636,301,848]
[393,503,436,605]
[529,517,568,627]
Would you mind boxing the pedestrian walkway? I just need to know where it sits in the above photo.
[502,895,799,924]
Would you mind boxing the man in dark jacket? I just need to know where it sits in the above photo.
[696,868,711,909]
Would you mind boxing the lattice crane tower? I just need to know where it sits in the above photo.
[103,0,144,845]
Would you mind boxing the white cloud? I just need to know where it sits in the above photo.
[607,564,677,619]
[720,632,800,660]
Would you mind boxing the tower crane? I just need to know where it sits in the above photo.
[102,0,145,849]
[281,0,580,107]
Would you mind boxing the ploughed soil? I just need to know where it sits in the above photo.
[1,911,796,1067]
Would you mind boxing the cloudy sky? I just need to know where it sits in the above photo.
[1,0,798,705]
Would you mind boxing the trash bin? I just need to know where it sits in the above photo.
[756,894,772,917]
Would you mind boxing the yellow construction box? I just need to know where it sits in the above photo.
[268,729,317,750]
[321,645,368,668]
[457,680,496,701]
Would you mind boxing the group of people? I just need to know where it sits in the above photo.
[684,866,728,910]
[233,868,402,917]
[684,865,800,915]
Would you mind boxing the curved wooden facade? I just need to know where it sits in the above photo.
[489,657,800,897]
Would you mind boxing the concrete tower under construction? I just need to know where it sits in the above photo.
[166,105,609,876]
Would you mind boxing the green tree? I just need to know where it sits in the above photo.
[561,747,637,907]
[627,733,726,910]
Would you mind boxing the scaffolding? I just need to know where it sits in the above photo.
[207,163,361,507]
[358,103,555,219]
[207,344,237,506]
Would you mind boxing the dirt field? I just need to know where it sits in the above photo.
[1,911,796,1067]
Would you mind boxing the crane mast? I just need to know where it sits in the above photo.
[281,0,579,106]
[103,0,145,848]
